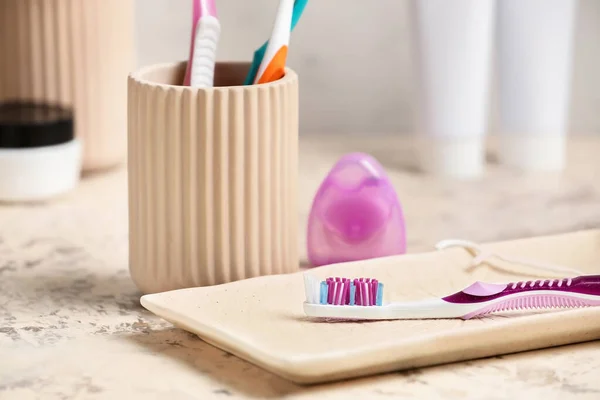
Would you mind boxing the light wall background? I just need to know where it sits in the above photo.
[136,0,600,134]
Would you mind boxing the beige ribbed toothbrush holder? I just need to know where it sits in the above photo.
[127,61,299,294]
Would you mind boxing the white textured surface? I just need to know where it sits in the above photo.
[140,230,600,384]
[134,0,600,134]
[2,134,600,398]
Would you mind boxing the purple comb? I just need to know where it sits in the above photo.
[303,274,600,320]
[306,153,406,267]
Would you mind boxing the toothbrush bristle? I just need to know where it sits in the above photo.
[190,17,221,88]
[303,274,383,306]
[303,273,321,304]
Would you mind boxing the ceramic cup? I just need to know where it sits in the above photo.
[0,0,134,172]
[127,61,299,294]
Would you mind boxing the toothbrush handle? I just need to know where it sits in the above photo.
[304,276,600,320]
[243,0,308,85]
[442,275,600,319]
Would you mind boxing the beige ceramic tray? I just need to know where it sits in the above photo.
[140,230,600,384]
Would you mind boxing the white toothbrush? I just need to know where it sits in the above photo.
[253,0,295,84]
[303,240,600,320]
[303,273,600,320]
[183,0,221,88]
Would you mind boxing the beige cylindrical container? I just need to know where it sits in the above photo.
[0,0,134,171]
[128,61,299,294]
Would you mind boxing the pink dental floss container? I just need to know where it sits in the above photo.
[307,152,407,267]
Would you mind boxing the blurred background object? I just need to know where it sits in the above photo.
[409,0,495,179]
[496,0,577,172]
[1,0,596,177]
[137,0,599,136]
[0,102,80,202]
[0,0,134,172]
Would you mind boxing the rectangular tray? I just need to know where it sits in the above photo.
[140,230,600,384]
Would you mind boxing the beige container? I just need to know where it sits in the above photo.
[127,61,300,294]
[0,0,134,171]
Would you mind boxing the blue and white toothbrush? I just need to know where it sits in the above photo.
[243,0,308,85]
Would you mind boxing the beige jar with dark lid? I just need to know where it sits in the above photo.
[0,0,134,172]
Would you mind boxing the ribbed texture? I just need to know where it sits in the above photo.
[465,295,600,319]
[0,0,134,171]
[128,62,299,294]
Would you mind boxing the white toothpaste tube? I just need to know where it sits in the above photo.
[496,0,578,171]
[409,0,495,179]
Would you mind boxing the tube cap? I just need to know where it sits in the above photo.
[414,136,485,179]
[496,135,566,171]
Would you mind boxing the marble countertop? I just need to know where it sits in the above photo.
[2,134,600,399]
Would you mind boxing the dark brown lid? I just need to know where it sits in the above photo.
[0,102,74,148]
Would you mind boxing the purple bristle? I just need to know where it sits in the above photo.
[324,276,382,306]
[342,278,350,305]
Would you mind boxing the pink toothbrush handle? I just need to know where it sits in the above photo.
[443,275,600,319]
